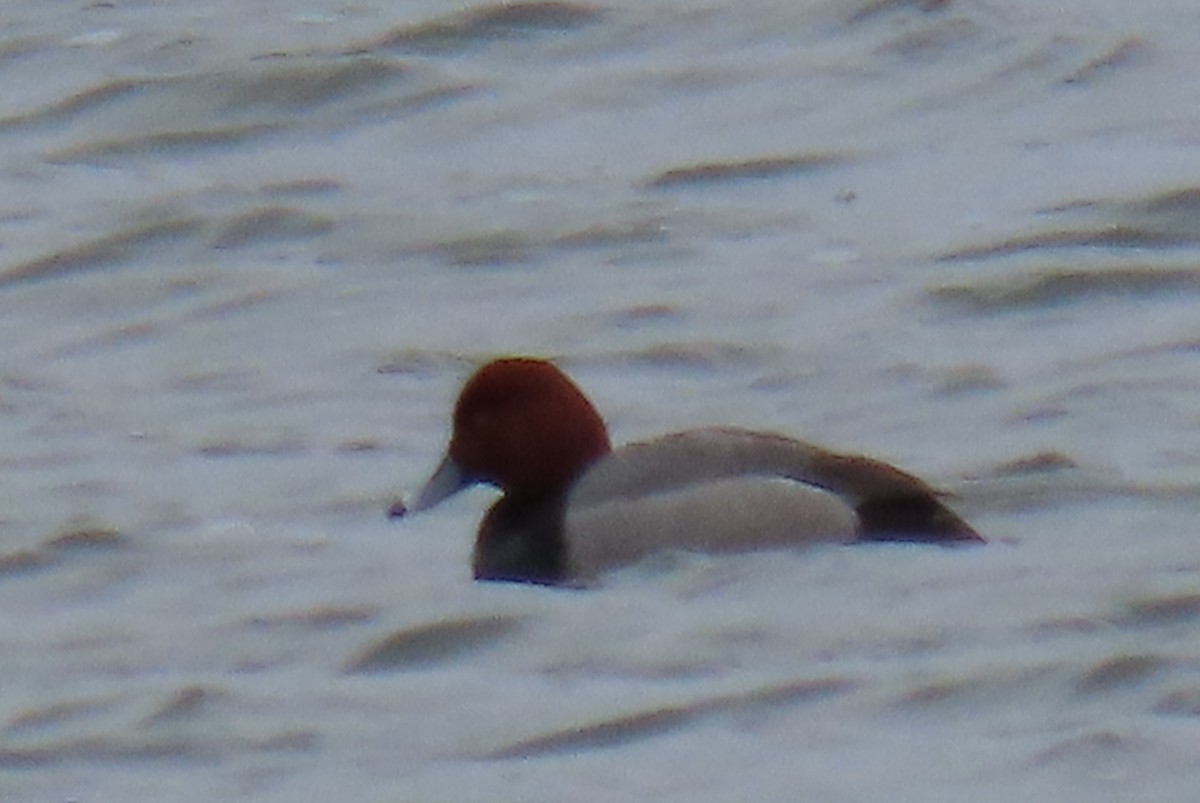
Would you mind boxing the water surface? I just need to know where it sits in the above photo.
[2,1,1200,801]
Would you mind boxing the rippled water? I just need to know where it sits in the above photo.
[2,1,1200,801]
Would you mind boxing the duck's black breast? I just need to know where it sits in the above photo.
[473,494,569,585]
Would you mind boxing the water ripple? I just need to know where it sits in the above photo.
[928,264,1200,312]
[0,218,203,287]
[355,1,606,55]
[343,614,527,673]
[647,152,850,189]
[485,676,854,759]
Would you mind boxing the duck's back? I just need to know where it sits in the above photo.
[563,428,861,578]
[562,427,980,578]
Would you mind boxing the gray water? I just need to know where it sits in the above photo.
[2,1,1200,801]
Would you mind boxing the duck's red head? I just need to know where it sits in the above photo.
[413,358,612,510]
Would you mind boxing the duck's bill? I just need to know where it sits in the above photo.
[411,453,473,512]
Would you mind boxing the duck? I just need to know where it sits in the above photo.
[405,357,982,585]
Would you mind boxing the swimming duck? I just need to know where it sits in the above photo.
[407,357,982,584]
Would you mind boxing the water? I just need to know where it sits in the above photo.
[2,1,1200,800]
